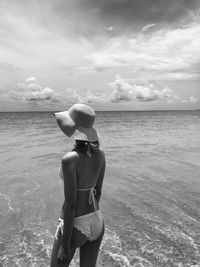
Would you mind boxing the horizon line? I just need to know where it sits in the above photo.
[0,109,199,113]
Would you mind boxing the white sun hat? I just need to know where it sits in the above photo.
[54,103,100,142]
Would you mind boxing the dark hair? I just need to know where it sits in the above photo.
[74,140,99,154]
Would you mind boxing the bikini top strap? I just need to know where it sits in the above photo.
[77,187,97,211]
[60,165,98,211]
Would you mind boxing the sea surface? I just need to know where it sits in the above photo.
[0,110,200,267]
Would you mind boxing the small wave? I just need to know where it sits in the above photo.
[22,179,40,196]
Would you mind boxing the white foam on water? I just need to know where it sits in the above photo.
[100,228,152,267]
[0,225,54,267]
[0,192,15,211]
[184,214,197,223]
[100,228,131,266]
[0,223,83,267]
[105,251,131,266]
[154,222,200,253]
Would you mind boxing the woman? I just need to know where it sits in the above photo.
[50,103,106,267]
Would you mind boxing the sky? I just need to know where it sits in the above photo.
[0,0,200,111]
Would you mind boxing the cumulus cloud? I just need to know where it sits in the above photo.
[8,76,108,105]
[5,75,199,108]
[8,77,59,103]
[109,75,178,103]
[7,77,96,105]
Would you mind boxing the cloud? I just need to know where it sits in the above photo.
[181,96,199,104]
[105,26,113,31]
[109,75,179,103]
[75,0,200,32]
[189,96,198,103]
[1,0,200,86]
[184,8,200,21]
[80,91,108,104]
[26,77,37,83]
[0,1,95,74]
[4,75,199,109]
[7,77,107,105]
[88,22,200,81]
[142,24,157,32]
[62,88,82,103]
[7,77,89,105]
[8,77,59,103]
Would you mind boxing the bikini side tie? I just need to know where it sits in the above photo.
[89,188,97,211]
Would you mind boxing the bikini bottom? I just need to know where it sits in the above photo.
[55,210,104,242]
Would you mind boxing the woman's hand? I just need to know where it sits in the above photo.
[57,245,71,265]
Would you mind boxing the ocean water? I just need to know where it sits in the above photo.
[0,110,200,267]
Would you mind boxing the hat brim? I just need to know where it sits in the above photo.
[74,127,100,142]
[54,111,76,137]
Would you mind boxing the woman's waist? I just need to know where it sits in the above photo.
[77,191,98,208]
[60,200,99,219]
[75,203,99,217]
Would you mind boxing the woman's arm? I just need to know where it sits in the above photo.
[61,152,77,252]
[95,151,106,203]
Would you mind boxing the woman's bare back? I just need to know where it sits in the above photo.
[62,148,105,217]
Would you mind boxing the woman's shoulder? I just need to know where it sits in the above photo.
[95,147,105,163]
[61,151,80,165]
[98,147,105,157]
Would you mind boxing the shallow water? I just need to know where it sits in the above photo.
[0,110,200,266]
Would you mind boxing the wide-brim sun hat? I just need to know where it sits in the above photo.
[54,103,99,142]
[73,127,100,143]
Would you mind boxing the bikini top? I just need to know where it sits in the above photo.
[59,166,97,211]
[77,187,97,211]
